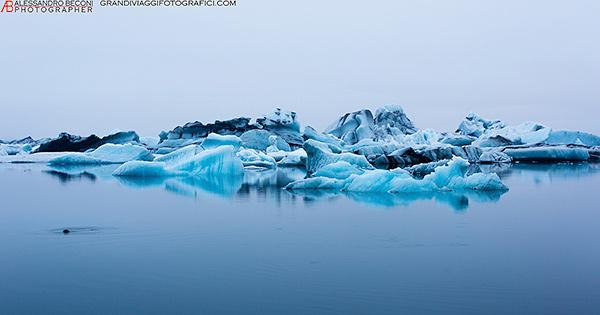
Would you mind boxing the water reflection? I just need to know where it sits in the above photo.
[37,162,600,210]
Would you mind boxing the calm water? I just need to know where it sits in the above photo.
[1,163,599,314]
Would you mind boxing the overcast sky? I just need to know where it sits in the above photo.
[1,0,599,140]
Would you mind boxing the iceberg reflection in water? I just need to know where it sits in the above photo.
[39,163,518,210]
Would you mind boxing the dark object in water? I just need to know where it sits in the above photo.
[62,229,70,234]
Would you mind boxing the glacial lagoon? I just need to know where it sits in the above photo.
[1,163,599,314]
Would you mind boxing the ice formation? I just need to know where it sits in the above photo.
[456,113,505,137]
[271,148,307,166]
[48,144,153,165]
[286,157,508,193]
[240,130,290,152]
[304,139,374,174]
[373,105,418,139]
[36,131,140,153]
[325,109,376,145]
[113,145,244,178]
[479,150,512,164]
[504,146,590,162]
[237,149,277,168]
[201,133,242,150]
[4,105,600,198]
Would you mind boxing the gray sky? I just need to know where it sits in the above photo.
[1,0,599,140]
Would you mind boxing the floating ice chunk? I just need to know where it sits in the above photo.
[456,113,505,137]
[398,129,442,146]
[504,146,590,162]
[258,108,301,132]
[266,135,282,153]
[154,145,203,166]
[344,169,414,192]
[171,145,244,176]
[49,144,153,165]
[237,149,277,168]
[479,150,512,164]
[0,143,31,156]
[313,161,365,179]
[446,172,508,191]
[275,148,307,166]
[240,130,290,152]
[474,122,551,147]
[544,130,600,147]
[440,133,476,146]
[287,157,508,192]
[255,108,304,148]
[112,161,173,177]
[114,145,244,177]
[325,109,376,145]
[304,139,374,174]
[201,133,242,150]
[48,154,105,165]
[373,105,418,139]
[303,126,344,147]
[139,136,160,148]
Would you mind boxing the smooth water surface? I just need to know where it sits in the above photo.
[1,163,599,314]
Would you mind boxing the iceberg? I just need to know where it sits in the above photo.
[113,145,244,178]
[201,133,242,150]
[255,108,304,148]
[240,129,290,152]
[503,146,590,162]
[479,150,512,164]
[286,157,508,193]
[237,149,277,168]
[473,122,551,147]
[36,131,140,153]
[456,113,505,137]
[48,144,153,165]
[304,139,374,174]
[373,105,418,139]
[154,145,203,165]
[158,117,254,148]
[303,126,345,147]
[325,109,376,145]
[272,148,307,166]
[0,143,32,156]
[110,161,172,177]
[313,161,365,179]
[544,130,600,147]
